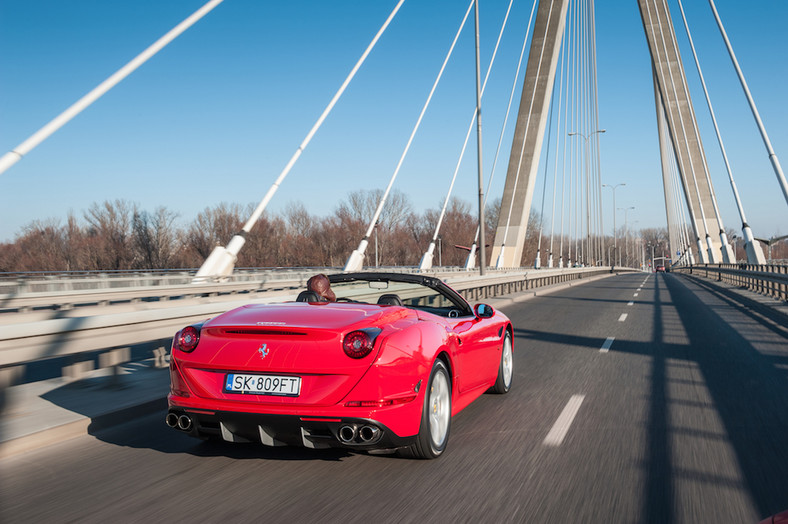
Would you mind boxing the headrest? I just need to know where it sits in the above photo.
[377,293,403,306]
[296,290,322,302]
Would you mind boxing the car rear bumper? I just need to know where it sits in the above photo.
[165,406,417,451]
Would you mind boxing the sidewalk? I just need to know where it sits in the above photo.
[0,360,169,458]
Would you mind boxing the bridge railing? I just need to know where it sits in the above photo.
[673,264,788,302]
[0,266,628,369]
[0,265,620,313]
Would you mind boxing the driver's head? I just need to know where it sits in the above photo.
[306,273,336,302]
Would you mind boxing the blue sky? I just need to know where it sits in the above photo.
[1,0,786,244]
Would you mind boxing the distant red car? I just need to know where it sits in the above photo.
[656,265,665,272]
[166,272,513,459]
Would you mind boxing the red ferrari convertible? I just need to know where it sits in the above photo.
[166,272,513,458]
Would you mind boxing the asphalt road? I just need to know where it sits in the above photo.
[2,273,788,523]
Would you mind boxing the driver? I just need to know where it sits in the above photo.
[306,273,336,302]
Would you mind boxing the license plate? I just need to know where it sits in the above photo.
[224,374,301,396]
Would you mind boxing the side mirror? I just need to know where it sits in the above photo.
[474,303,494,319]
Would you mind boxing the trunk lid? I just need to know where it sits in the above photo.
[178,302,414,406]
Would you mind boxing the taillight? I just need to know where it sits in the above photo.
[343,328,381,359]
[177,326,200,353]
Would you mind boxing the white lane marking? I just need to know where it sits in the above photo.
[618,313,628,322]
[600,336,615,353]
[544,395,586,447]
[634,293,639,297]
[637,288,642,291]
[627,301,634,306]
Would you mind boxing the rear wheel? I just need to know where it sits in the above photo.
[491,331,513,394]
[401,359,451,459]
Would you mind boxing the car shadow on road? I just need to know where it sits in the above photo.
[88,408,357,462]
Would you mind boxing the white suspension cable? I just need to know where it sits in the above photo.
[345,0,473,272]
[581,0,588,264]
[708,0,788,207]
[465,0,539,269]
[196,0,406,279]
[589,0,604,264]
[548,24,568,268]
[571,0,579,264]
[677,0,765,263]
[558,0,575,268]
[565,0,578,266]
[0,0,226,176]
[247,0,406,235]
[420,0,516,270]
[535,80,558,269]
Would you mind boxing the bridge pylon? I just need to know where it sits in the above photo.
[490,0,570,268]
[638,0,732,264]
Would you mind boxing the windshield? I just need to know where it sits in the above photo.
[326,273,472,318]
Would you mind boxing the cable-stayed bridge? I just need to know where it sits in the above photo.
[1,1,788,521]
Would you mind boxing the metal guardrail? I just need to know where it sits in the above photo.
[445,267,616,301]
[673,263,788,302]
[0,266,629,368]
[0,268,320,306]
[0,265,615,312]
[1,267,435,311]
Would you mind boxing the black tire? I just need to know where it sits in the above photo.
[400,359,452,459]
[491,331,513,394]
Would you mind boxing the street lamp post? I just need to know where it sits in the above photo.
[602,182,625,266]
[618,206,635,267]
[569,130,606,265]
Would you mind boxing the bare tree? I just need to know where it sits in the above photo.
[237,208,287,268]
[6,219,68,271]
[184,203,244,262]
[83,200,134,270]
[3,190,585,272]
[640,227,670,267]
[132,207,180,269]
[335,189,413,266]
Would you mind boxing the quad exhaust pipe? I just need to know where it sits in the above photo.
[359,425,380,443]
[166,412,179,428]
[178,415,192,431]
[338,425,356,443]
[338,424,380,444]
[166,412,192,431]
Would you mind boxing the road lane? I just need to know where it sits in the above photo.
[2,273,787,523]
